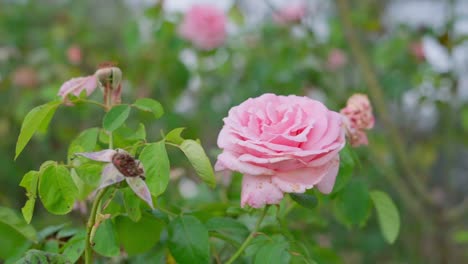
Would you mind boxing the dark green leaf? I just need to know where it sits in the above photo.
[254,235,291,264]
[370,190,400,244]
[39,165,78,215]
[168,215,210,264]
[102,104,131,131]
[123,188,142,222]
[133,98,164,119]
[179,140,216,188]
[115,213,165,255]
[15,100,61,159]
[15,250,70,264]
[206,217,249,245]
[61,231,86,263]
[333,145,355,194]
[0,207,37,242]
[290,192,318,210]
[72,164,102,200]
[333,180,371,227]
[139,142,170,197]
[67,128,99,161]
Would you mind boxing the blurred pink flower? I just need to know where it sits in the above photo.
[67,44,82,64]
[215,93,345,208]
[273,2,307,25]
[178,4,227,50]
[410,41,425,61]
[57,75,98,102]
[340,94,375,147]
[326,49,348,70]
[12,66,39,88]
[77,149,153,208]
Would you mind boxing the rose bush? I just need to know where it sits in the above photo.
[216,93,346,208]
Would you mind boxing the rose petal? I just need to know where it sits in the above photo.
[126,177,154,209]
[272,162,335,193]
[77,149,116,162]
[98,164,125,189]
[316,157,340,194]
[58,75,98,98]
[241,174,284,208]
[215,152,275,176]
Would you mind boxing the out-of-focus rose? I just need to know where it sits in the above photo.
[67,44,82,64]
[326,49,347,70]
[58,75,98,101]
[178,4,227,50]
[12,66,39,88]
[340,94,375,147]
[273,2,307,25]
[409,41,425,61]
[216,93,346,208]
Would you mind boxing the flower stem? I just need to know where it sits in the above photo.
[85,187,108,264]
[225,207,268,264]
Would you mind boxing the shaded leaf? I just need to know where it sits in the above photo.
[179,140,216,188]
[103,104,131,131]
[133,98,164,119]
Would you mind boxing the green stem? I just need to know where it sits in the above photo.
[225,207,268,264]
[85,187,108,264]
[336,0,434,206]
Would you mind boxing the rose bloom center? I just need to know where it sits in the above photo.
[111,153,143,177]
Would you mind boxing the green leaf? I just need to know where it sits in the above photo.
[452,230,468,244]
[44,240,60,253]
[115,213,165,255]
[67,128,99,161]
[38,165,78,215]
[165,127,185,145]
[15,100,61,159]
[19,171,39,223]
[333,180,371,227]
[133,98,164,119]
[93,219,120,257]
[179,140,216,188]
[103,104,131,132]
[333,145,355,194]
[370,190,400,244]
[254,235,291,264]
[205,217,249,245]
[290,192,318,210]
[168,215,210,264]
[123,188,142,222]
[72,164,102,200]
[61,231,86,263]
[139,142,170,197]
[15,250,70,264]
[0,207,37,242]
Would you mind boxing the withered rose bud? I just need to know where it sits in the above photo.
[95,66,122,91]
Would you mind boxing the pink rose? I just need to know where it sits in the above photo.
[409,41,425,61]
[215,93,346,208]
[326,49,347,70]
[273,2,307,25]
[67,44,82,65]
[178,4,227,50]
[340,94,375,147]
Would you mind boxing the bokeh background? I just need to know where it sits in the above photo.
[1,0,467,263]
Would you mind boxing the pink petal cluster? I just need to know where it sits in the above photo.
[178,4,227,50]
[326,49,348,70]
[57,75,98,100]
[273,2,307,25]
[216,93,346,208]
[340,94,375,147]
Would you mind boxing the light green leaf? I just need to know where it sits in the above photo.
[0,207,37,243]
[168,215,210,264]
[15,100,61,159]
[103,104,131,131]
[115,213,165,255]
[72,164,102,200]
[139,142,170,197]
[93,219,120,257]
[67,128,99,161]
[133,98,164,119]
[19,171,39,223]
[61,231,86,263]
[38,165,78,215]
[370,190,400,244]
[165,127,185,145]
[179,140,216,188]
[123,188,142,222]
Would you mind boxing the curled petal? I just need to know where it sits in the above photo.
[126,177,154,209]
[99,164,125,189]
[215,152,275,176]
[58,75,98,99]
[316,157,340,194]
[272,165,330,193]
[241,174,284,208]
[76,149,116,162]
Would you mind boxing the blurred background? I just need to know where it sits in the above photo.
[1,0,467,263]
